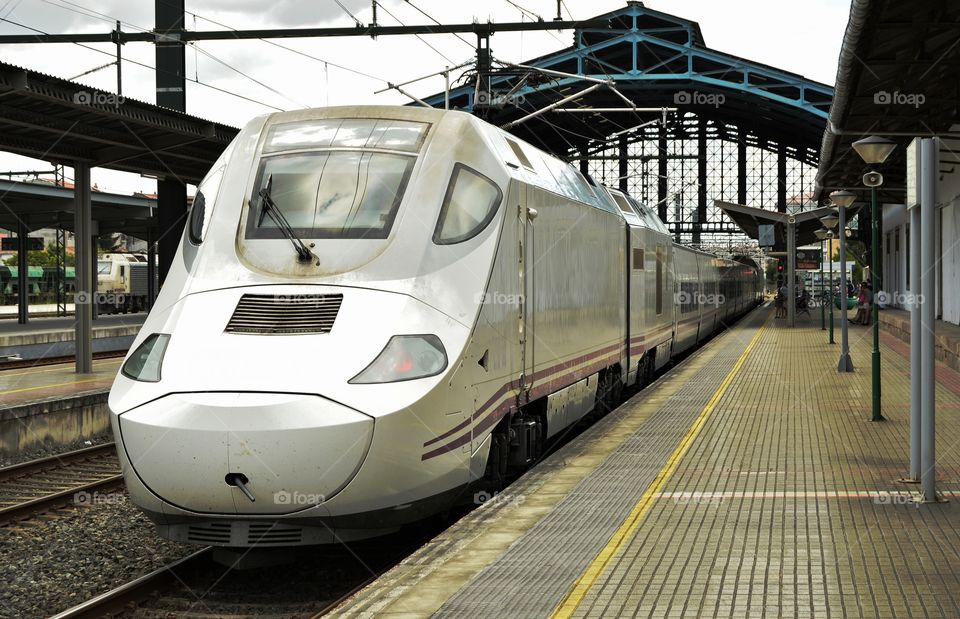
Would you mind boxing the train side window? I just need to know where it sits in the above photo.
[633,248,644,270]
[433,164,503,245]
[119,265,125,278]
[655,245,664,315]
[189,165,224,245]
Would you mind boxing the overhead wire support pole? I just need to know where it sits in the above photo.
[372,61,472,94]
[502,82,604,129]
[0,20,610,44]
[553,107,673,113]
[387,82,433,108]
[502,61,612,85]
[114,20,122,95]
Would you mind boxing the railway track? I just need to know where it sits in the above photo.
[50,520,447,618]
[0,443,122,525]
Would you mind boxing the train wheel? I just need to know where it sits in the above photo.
[594,368,622,417]
[637,354,654,389]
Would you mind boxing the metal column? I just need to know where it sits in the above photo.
[787,217,796,327]
[155,0,187,287]
[618,135,628,194]
[16,220,28,324]
[695,117,707,244]
[90,224,99,322]
[909,199,921,480]
[838,205,853,372]
[147,228,157,310]
[74,162,93,374]
[658,122,668,222]
[920,137,938,501]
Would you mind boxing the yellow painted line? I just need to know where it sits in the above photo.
[0,377,112,396]
[550,311,771,618]
[1,358,122,378]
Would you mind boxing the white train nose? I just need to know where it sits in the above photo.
[118,392,373,515]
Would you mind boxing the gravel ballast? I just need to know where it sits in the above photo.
[0,493,192,619]
[0,431,115,468]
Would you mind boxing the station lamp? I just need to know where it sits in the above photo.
[852,135,897,165]
[852,135,896,423]
[826,194,854,373]
[819,208,840,231]
[829,189,856,209]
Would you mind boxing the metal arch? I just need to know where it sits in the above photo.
[425,6,832,122]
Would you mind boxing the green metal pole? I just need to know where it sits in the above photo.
[820,239,826,330]
[871,185,885,421]
[829,237,835,344]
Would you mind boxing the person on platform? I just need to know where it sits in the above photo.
[775,279,787,318]
[855,282,870,325]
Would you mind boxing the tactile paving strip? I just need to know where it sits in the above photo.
[434,309,769,618]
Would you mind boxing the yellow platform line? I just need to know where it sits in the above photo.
[550,311,771,618]
[1,358,122,378]
[0,377,111,396]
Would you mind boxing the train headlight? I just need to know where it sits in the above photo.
[121,334,171,382]
[350,335,447,384]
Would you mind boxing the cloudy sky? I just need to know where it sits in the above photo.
[0,0,851,194]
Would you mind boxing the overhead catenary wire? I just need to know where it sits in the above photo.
[403,0,474,49]
[34,0,305,109]
[333,0,364,27]
[376,2,456,66]
[0,16,286,111]
[191,45,308,109]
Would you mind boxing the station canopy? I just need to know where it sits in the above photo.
[816,0,960,205]
[0,61,237,185]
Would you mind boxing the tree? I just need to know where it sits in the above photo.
[3,245,75,267]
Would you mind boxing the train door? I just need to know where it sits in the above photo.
[518,184,535,403]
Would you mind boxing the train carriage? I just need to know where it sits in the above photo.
[108,106,761,548]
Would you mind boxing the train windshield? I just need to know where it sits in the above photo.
[244,119,426,241]
[97,261,112,275]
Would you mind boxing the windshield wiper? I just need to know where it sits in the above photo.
[254,174,315,263]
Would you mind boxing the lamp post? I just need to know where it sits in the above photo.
[820,211,840,346]
[815,229,828,330]
[828,192,854,372]
[852,135,896,422]
[828,231,835,344]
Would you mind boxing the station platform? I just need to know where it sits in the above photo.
[0,357,122,454]
[334,304,960,618]
[0,313,143,361]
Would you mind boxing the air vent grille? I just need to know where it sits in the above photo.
[225,294,343,335]
[186,522,232,544]
[247,523,303,546]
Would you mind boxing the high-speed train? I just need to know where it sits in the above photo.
[109,105,762,548]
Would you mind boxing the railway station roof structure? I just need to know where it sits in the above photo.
[0,61,237,185]
[815,0,960,207]
[422,1,834,247]
[0,180,156,237]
